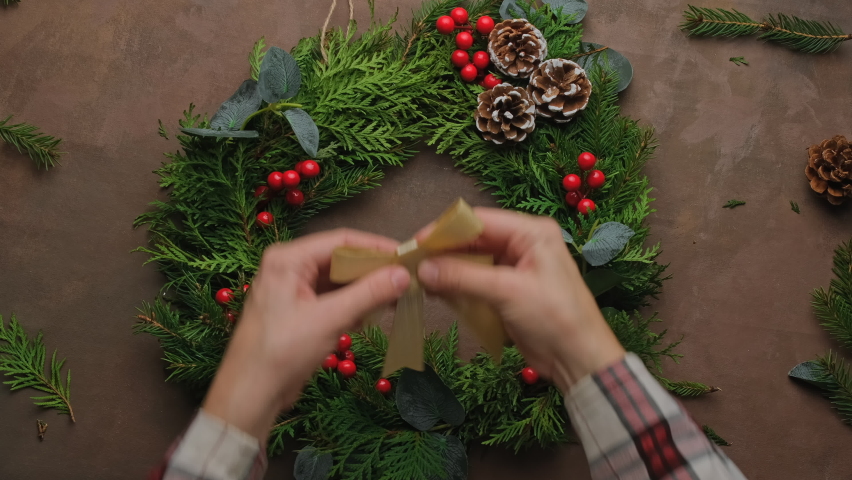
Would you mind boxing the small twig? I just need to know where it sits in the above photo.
[320,0,339,63]
[570,46,609,60]
[37,420,48,441]
[136,314,179,337]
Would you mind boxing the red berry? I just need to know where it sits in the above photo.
[482,74,501,89]
[521,367,539,385]
[472,51,489,70]
[267,172,286,191]
[450,7,468,25]
[562,174,581,191]
[256,211,273,227]
[253,185,271,205]
[565,191,583,207]
[337,334,352,352]
[225,310,238,323]
[451,49,469,68]
[476,15,495,35]
[321,354,338,370]
[587,170,606,189]
[215,288,234,305]
[375,378,392,395]
[578,152,597,171]
[242,284,250,293]
[343,350,356,362]
[337,360,357,379]
[460,64,478,82]
[455,31,474,50]
[436,15,455,35]
[295,160,305,173]
[300,160,320,178]
[282,170,300,188]
[285,189,304,206]
[578,198,596,215]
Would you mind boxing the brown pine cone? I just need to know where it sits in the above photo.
[528,59,592,123]
[475,83,536,144]
[805,135,852,205]
[487,19,548,79]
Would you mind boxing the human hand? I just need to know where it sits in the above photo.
[203,229,411,441]
[416,208,625,392]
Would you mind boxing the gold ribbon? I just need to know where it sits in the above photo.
[330,199,508,376]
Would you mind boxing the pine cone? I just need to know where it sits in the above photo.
[805,135,852,205]
[475,83,536,144]
[528,59,592,123]
[487,19,548,79]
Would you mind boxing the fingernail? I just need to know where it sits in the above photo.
[418,260,438,286]
[390,267,410,292]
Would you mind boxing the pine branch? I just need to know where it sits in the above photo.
[0,314,75,422]
[812,240,852,351]
[702,425,731,446]
[681,5,851,54]
[0,115,63,169]
[814,352,852,424]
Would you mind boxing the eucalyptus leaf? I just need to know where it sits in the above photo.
[210,79,262,131]
[396,367,464,431]
[542,0,587,23]
[179,128,259,138]
[499,0,529,20]
[293,446,333,480]
[582,222,634,266]
[561,228,574,244]
[583,268,627,297]
[789,360,832,390]
[284,108,319,157]
[575,42,633,92]
[258,46,302,103]
[430,434,467,480]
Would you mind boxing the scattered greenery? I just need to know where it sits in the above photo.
[681,5,852,54]
[0,314,75,422]
[723,199,746,209]
[0,115,63,169]
[2,0,22,6]
[729,56,748,66]
[790,200,800,214]
[702,425,731,446]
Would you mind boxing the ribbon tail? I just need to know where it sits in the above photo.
[381,281,425,377]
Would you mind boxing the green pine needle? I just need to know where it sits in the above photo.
[702,425,731,446]
[729,56,748,66]
[0,115,64,169]
[723,199,746,209]
[790,200,800,214]
[681,5,851,54]
[0,314,76,422]
[658,377,721,397]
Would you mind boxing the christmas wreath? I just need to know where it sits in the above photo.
[134,0,719,478]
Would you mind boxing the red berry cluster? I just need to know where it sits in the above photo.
[214,284,251,324]
[254,160,321,227]
[563,152,605,216]
[321,334,393,395]
[436,9,501,88]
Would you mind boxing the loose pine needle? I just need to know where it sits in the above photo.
[723,199,746,209]
[729,56,748,66]
[37,420,48,441]
[0,115,64,169]
[703,425,732,446]
[790,201,800,214]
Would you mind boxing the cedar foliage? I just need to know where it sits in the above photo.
[0,115,63,169]
[135,0,714,476]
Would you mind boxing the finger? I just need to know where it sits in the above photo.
[261,228,399,273]
[317,265,411,330]
[417,256,516,304]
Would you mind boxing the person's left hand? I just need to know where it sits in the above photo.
[203,229,411,441]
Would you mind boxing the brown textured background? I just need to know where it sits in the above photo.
[2,0,852,478]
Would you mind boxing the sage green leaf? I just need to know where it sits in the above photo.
[258,46,302,103]
[789,360,832,389]
[499,0,528,20]
[210,79,262,131]
[561,228,574,244]
[180,128,259,138]
[397,367,464,431]
[583,268,627,297]
[283,108,319,157]
[294,446,333,480]
[576,43,633,92]
[542,0,587,23]
[582,222,634,266]
[430,433,467,480]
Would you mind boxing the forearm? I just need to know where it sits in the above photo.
[563,353,747,480]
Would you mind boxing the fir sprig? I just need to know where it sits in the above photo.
[681,5,852,54]
[0,314,75,422]
[0,115,63,169]
[702,425,731,446]
[812,241,852,350]
[814,352,852,424]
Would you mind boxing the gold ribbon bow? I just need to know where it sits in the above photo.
[330,199,508,376]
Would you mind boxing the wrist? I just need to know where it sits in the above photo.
[552,326,625,393]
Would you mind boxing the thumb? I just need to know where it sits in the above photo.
[319,265,410,328]
[417,257,514,304]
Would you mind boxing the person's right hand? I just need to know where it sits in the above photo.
[416,208,625,392]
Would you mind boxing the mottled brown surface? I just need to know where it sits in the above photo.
[2,0,852,479]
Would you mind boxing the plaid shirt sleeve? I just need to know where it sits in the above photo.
[150,410,267,480]
[564,353,747,480]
